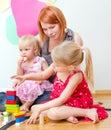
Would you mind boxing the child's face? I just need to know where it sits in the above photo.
[19,42,36,60]
[53,60,75,73]
[53,62,69,73]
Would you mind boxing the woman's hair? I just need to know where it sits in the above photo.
[19,35,41,56]
[51,41,94,89]
[37,6,67,42]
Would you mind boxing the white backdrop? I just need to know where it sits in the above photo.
[0,0,111,91]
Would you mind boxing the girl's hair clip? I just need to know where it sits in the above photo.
[81,46,85,52]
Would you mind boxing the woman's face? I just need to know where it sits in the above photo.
[41,22,61,40]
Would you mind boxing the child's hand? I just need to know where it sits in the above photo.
[26,105,41,124]
[17,57,25,66]
[11,75,25,86]
[35,80,42,85]
[12,79,19,89]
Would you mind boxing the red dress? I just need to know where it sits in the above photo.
[50,70,108,120]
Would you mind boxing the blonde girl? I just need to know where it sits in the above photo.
[13,35,53,112]
[11,41,108,124]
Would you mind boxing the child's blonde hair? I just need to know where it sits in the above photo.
[51,41,94,90]
[19,35,41,56]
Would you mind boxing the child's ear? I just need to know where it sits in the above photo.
[34,46,40,56]
[35,42,41,56]
[34,48,38,56]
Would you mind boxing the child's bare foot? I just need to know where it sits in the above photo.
[86,108,99,123]
[67,116,79,124]
[94,101,103,105]
[20,103,29,112]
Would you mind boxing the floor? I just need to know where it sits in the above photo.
[0,91,111,130]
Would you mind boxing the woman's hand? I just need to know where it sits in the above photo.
[11,75,25,86]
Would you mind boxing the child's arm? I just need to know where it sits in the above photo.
[37,73,82,110]
[16,57,24,75]
[35,59,48,84]
[11,64,55,86]
[26,72,82,124]
[12,57,24,88]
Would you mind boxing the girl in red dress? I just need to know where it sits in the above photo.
[11,41,108,124]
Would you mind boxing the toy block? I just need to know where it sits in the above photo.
[6,107,20,111]
[14,111,25,125]
[6,90,16,96]
[6,95,16,100]
[5,104,20,110]
[14,111,25,117]
[2,112,12,117]
[39,113,50,125]
[14,114,25,118]
[2,112,13,125]
[39,113,44,125]
[15,116,25,123]
[6,100,16,104]
[6,109,20,113]
[44,116,50,122]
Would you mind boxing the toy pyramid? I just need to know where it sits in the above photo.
[5,90,20,113]
[3,90,25,125]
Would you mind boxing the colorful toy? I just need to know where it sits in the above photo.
[2,89,25,125]
[5,90,20,113]
[2,112,13,125]
[14,111,25,125]
[39,113,50,125]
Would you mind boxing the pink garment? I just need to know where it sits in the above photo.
[16,56,53,101]
[50,70,108,120]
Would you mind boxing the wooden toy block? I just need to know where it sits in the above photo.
[6,107,20,111]
[14,114,25,118]
[15,116,25,123]
[6,100,16,104]
[5,104,20,110]
[14,111,25,117]
[39,113,50,125]
[44,116,50,122]
[6,95,16,100]
[3,112,12,117]
[16,116,25,122]
[5,104,19,108]
[2,112,13,125]
[6,109,20,113]
[6,90,16,96]
[39,113,44,125]
[14,112,25,125]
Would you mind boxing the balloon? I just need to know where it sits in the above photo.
[6,15,19,45]
[11,0,46,37]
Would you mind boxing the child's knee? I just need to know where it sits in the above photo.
[47,108,60,120]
